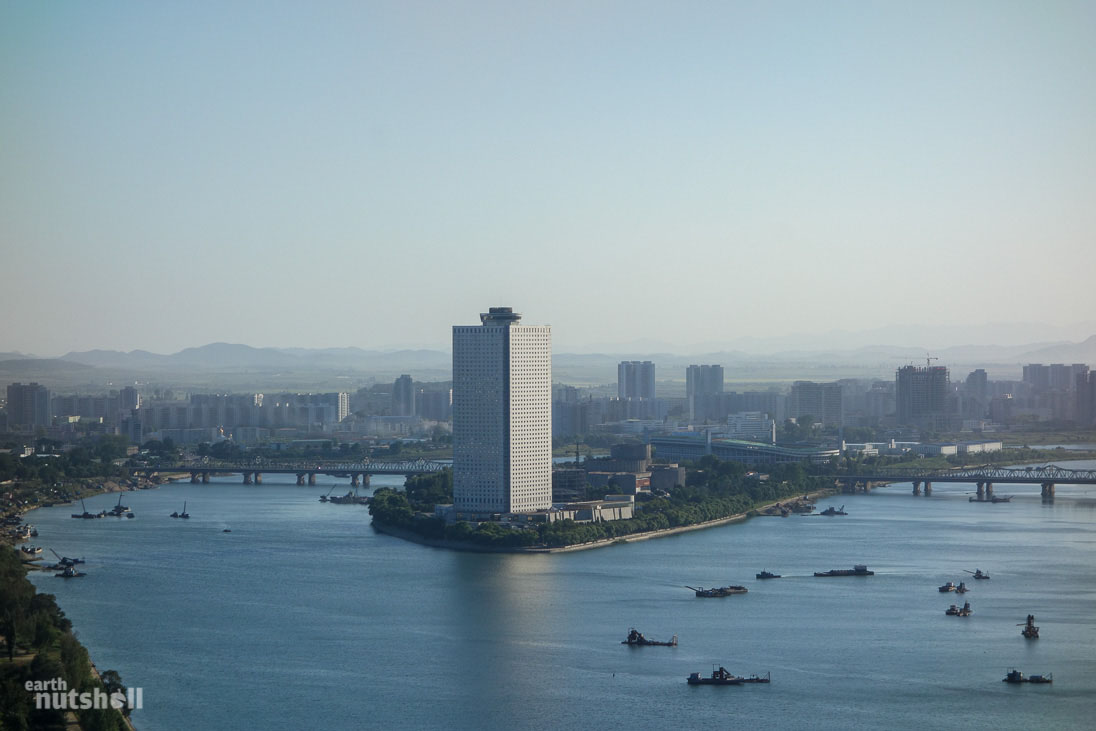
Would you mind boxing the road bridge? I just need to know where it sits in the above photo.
[835,465,1096,500]
[132,459,449,487]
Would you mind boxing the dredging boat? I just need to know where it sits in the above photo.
[1003,668,1051,684]
[621,628,677,647]
[756,570,781,580]
[1018,615,1039,639]
[819,505,847,516]
[939,581,956,592]
[170,501,190,519]
[946,602,972,617]
[71,500,103,519]
[965,568,990,580]
[687,667,770,685]
[686,585,748,597]
[814,564,874,577]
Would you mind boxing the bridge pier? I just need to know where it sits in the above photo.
[923,481,932,495]
[243,472,252,485]
[976,482,984,498]
[864,481,873,492]
[912,481,921,495]
[190,472,200,484]
[202,472,209,484]
[1041,482,1054,501]
[984,482,992,497]
[296,473,305,486]
[254,472,262,484]
[361,474,370,486]
[351,474,359,487]
[308,474,316,486]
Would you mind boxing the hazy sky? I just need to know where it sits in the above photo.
[2,1,1094,355]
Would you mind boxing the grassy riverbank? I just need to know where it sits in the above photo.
[0,547,133,731]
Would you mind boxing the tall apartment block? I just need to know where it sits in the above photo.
[617,361,656,400]
[686,364,724,421]
[896,365,949,428]
[452,307,552,513]
[393,375,416,417]
[5,382,51,429]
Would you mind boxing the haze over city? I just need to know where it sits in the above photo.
[3,2,1095,356]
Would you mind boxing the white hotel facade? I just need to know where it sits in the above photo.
[452,307,552,514]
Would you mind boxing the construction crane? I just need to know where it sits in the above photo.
[925,354,939,368]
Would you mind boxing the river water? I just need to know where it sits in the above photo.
[25,464,1096,730]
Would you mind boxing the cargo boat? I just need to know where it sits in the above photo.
[687,667,770,685]
[756,571,781,580]
[686,585,748,597]
[814,565,873,577]
[1003,669,1051,684]
[939,581,956,592]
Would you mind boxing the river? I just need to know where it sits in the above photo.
[25,463,1096,730]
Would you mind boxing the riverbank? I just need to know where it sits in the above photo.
[372,490,834,553]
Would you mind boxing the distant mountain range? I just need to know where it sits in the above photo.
[0,336,1091,393]
[55,343,452,371]
[43,335,1096,371]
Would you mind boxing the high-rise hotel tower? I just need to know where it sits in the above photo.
[453,307,552,513]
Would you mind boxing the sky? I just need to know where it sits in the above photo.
[2,1,1094,356]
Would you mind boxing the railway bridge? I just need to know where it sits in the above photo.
[132,459,449,487]
[835,465,1096,500]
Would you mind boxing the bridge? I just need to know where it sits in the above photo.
[835,465,1096,500]
[132,459,449,486]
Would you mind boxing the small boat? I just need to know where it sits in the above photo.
[945,602,972,617]
[991,495,1012,503]
[223,529,232,533]
[687,667,770,685]
[756,571,781,580]
[55,565,87,578]
[814,565,874,577]
[621,628,677,647]
[1018,615,1039,639]
[819,505,847,516]
[939,581,956,592]
[1003,668,1052,684]
[686,585,748,597]
[965,569,990,580]
[19,546,43,555]
[171,501,190,519]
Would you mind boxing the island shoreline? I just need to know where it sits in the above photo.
[371,490,834,553]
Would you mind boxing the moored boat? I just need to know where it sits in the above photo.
[55,565,87,578]
[945,601,972,617]
[939,581,956,592]
[756,570,781,580]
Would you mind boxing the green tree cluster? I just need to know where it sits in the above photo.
[0,548,130,731]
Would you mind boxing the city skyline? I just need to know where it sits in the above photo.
[3,2,1095,355]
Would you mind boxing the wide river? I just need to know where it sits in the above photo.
[25,463,1096,730]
